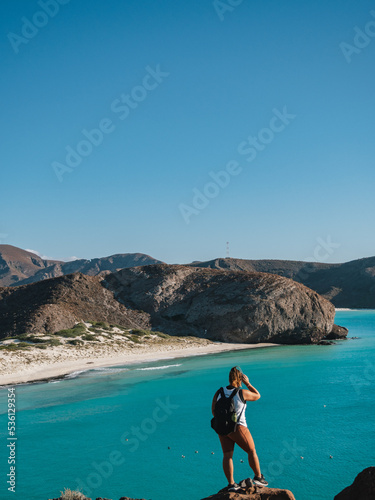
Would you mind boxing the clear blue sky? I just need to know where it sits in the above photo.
[1,0,374,264]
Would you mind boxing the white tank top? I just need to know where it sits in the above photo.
[217,386,247,427]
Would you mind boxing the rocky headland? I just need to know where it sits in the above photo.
[104,264,339,344]
[0,264,344,344]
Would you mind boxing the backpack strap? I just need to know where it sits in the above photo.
[239,389,247,404]
[217,387,239,401]
[227,387,239,400]
[238,400,246,418]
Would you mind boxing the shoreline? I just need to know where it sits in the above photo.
[335,308,375,311]
[0,341,280,388]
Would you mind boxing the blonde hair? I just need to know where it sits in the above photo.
[229,366,242,386]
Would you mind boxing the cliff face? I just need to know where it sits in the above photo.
[104,264,336,344]
[334,467,375,500]
[191,256,375,308]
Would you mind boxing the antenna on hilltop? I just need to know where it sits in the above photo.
[226,241,230,258]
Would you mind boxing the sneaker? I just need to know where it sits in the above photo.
[228,482,241,491]
[253,474,268,487]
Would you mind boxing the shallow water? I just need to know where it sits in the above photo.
[0,310,374,500]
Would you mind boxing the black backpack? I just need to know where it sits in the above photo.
[211,387,244,435]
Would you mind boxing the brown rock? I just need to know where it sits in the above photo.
[325,324,349,340]
[118,497,147,500]
[334,467,375,499]
[201,478,295,499]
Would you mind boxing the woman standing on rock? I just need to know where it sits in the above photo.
[211,366,268,491]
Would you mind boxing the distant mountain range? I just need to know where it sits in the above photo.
[191,257,375,308]
[0,245,163,287]
[0,245,374,308]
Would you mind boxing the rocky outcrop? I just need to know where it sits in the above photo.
[334,467,375,499]
[0,245,163,287]
[50,497,146,500]
[201,478,295,499]
[191,256,375,309]
[48,481,294,500]
[49,469,375,500]
[104,264,336,344]
[325,324,349,340]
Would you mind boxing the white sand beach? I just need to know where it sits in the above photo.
[0,333,279,387]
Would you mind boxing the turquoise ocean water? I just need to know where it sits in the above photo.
[0,310,374,500]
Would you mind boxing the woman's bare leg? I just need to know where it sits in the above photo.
[222,450,235,484]
[248,448,261,477]
[245,429,261,477]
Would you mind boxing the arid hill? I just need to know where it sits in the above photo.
[0,245,62,286]
[0,273,150,339]
[190,257,375,308]
[0,245,163,287]
[104,264,338,344]
[0,264,342,344]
